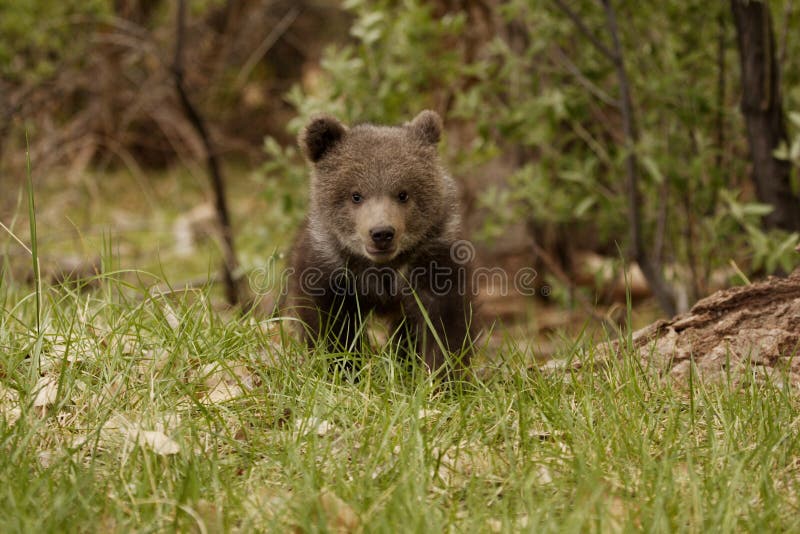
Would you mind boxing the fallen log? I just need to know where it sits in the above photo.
[598,267,800,386]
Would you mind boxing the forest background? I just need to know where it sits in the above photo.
[3,0,799,326]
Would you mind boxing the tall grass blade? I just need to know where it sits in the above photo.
[25,131,43,383]
[26,131,41,336]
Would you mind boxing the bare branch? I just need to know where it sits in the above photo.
[551,45,619,108]
[599,0,677,315]
[235,6,301,89]
[527,229,621,334]
[714,7,726,172]
[551,0,617,63]
[778,0,793,68]
[173,0,242,307]
[552,0,676,314]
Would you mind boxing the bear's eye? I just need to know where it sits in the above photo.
[351,192,363,204]
[398,191,409,203]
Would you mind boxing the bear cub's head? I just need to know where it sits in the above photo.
[299,110,458,264]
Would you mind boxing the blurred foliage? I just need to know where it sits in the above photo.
[0,0,346,172]
[0,0,108,82]
[776,111,800,180]
[262,0,800,299]
[284,0,466,129]
[259,136,309,234]
[2,0,798,304]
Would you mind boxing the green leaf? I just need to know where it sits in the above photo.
[740,203,774,217]
[641,156,664,184]
[573,196,596,218]
[791,138,800,162]
[773,141,790,160]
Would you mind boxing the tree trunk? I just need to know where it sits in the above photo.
[730,0,800,231]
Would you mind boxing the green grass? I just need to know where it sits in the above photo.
[1,166,798,532]
[1,271,799,533]
[1,163,294,294]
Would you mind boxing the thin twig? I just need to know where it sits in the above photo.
[653,177,668,268]
[552,0,616,62]
[234,6,301,89]
[551,45,619,108]
[778,0,793,68]
[599,0,677,315]
[528,230,620,334]
[713,6,726,194]
[173,0,241,307]
[568,119,614,170]
[553,0,677,315]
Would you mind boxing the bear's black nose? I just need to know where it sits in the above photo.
[370,226,395,246]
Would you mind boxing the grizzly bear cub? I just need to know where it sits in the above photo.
[284,110,475,374]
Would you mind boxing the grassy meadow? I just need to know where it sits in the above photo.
[1,169,799,533]
[2,276,800,532]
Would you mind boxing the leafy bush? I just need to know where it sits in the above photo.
[263,0,800,301]
[0,0,108,83]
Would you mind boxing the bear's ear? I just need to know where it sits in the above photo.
[299,115,347,163]
[407,110,442,145]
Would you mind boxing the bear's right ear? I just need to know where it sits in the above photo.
[299,115,347,163]
[407,110,442,145]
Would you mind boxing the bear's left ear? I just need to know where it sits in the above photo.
[299,115,347,163]
[407,110,442,145]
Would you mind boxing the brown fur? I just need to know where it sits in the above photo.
[285,110,475,374]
